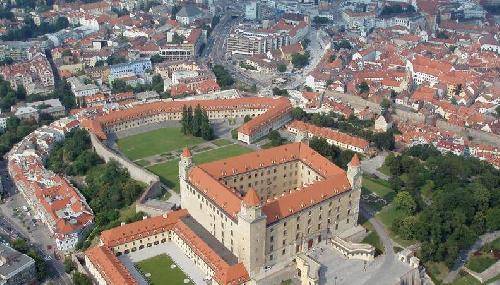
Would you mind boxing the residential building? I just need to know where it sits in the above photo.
[0,243,36,285]
[287,120,369,153]
[108,58,152,83]
[175,5,203,25]
[245,1,260,20]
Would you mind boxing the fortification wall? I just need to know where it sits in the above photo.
[89,133,160,185]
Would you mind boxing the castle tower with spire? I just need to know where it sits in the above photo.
[237,188,266,275]
[179,147,193,208]
[347,154,362,224]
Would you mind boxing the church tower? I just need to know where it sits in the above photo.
[237,189,266,276]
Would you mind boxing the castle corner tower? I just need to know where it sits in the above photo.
[237,188,266,275]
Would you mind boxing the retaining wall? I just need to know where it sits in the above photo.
[89,133,160,185]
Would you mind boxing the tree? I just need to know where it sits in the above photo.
[496,105,500,118]
[313,16,330,25]
[150,54,164,64]
[151,74,164,93]
[277,63,287,73]
[291,107,306,120]
[333,40,352,50]
[72,272,92,285]
[394,191,417,215]
[357,82,369,94]
[393,215,417,239]
[63,257,76,273]
[291,52,310,69]
[244,115,252,123]
[372,131,395,150]
[301,38,311,49]
[380,98,391,114]
[268,130,283,146]
[212,65,234,88]
[272,87,289,97]
[111,79,129,93]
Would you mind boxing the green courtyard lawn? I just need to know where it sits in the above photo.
[116,127,205,160]
[147,144,252,192]
[362,175,395,202]
[136,254,191,285]
[211,138,233,147]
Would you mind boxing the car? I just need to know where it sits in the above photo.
[264,265,272,271]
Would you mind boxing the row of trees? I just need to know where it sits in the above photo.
[1,16,69,41]
[180,105,215,140]
[309,137,356,169]
[384,145,500,267]
[291,107,395,150]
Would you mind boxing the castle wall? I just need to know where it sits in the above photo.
[89,133,160,185]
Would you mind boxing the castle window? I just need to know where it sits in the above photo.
[282,249,286,255]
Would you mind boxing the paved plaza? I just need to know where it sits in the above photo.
[119,242,207,285]
[311,244,416,285]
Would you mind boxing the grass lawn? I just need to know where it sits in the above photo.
[376,204,416,247]
[466,255,496,273]
[117,127,204,160]
[465,237,499,273]
[362,231,384,256]
[212,138,233,147]
[136,254,191,285]
[148,144,252,192]
[451,272,481,285]
[362,175,395,202]
[377,163,391,176]
[425,261,449,285]
[192,144,252,164]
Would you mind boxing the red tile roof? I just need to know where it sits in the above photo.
[189,143,351,223]
[242,188,260,207]
[85,246,138,285]
[82,97,292,140]
[288,120,369,151]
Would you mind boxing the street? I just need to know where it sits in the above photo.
[0,161,72,285]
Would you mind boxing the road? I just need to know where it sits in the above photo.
[284,28,330,90]
[360,152,389,181]
[359,206,397,285]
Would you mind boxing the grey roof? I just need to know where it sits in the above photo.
[177,5,202,18]
[180,215,238,266]
[0,244,35,281]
